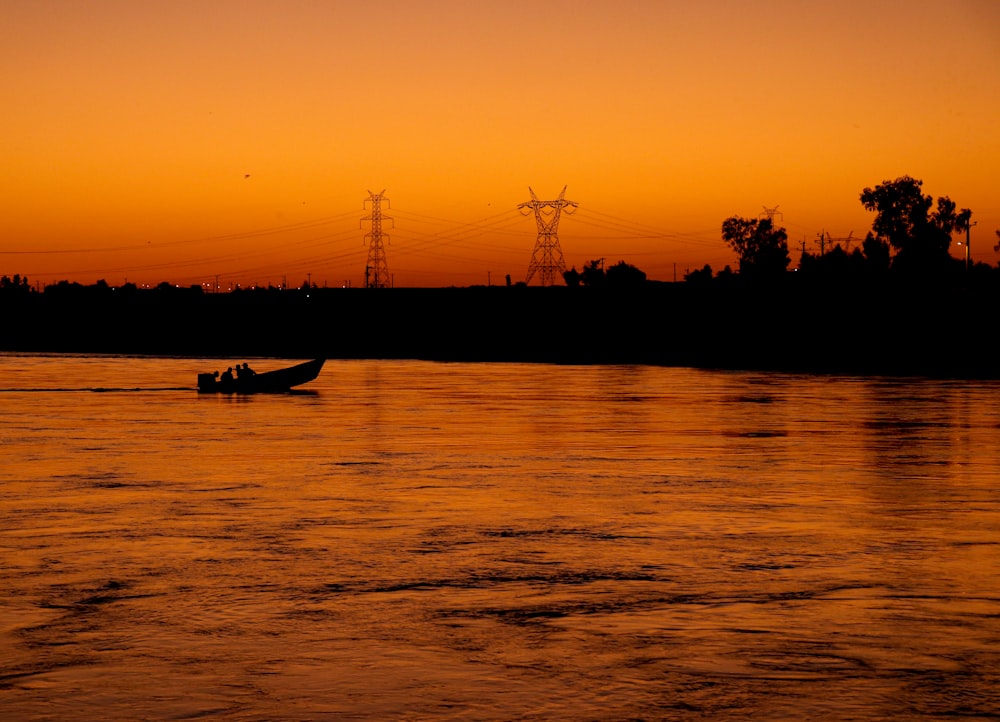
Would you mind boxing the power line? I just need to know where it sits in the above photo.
[0,210,362,255]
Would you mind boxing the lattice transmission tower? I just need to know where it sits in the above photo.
[760,205,784,223]
[519,186,577,286]
[361,189,393,288]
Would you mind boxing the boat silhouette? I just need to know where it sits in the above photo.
[197,358,325,394]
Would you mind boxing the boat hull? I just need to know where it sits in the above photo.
[198,359,325,394]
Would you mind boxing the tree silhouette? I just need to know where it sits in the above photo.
[580,260,606,287]
[860,176,971,273]
[0,274,32,295]
[684,264,713,283]
[861,232,891,273]
[721,216,790,278]
[562,266,582,287]
[606,260,646,288]
[799,238,888,280]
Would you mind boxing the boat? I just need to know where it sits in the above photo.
[197,358,325,394]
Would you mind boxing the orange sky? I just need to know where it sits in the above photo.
[2,0,998,288]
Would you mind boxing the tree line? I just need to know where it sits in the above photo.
[685,176,993,283]
[3,176,997,297]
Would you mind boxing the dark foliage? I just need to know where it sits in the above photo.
[0,274,33,296]
[860,175,971,274]
[721,216,790,278]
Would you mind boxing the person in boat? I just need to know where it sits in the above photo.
[237,362,256,379]
[220,367,235,384]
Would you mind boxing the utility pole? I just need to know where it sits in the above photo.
[361,190,393,288]
[519,186,577,286]
[965,221,977,271]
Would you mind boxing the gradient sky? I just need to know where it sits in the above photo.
[3,0,998,288]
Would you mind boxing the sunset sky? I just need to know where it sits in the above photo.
[2,0,998,288]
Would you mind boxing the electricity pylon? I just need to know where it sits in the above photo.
[361,189,392,288]
[816,230,856,255]
[760,205,783,223]
[519,186,577,286]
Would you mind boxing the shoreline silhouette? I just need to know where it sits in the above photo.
[3,278,997,378]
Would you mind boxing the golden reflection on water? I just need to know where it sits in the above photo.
[1,355,999,720]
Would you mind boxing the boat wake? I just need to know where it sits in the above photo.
[0,387,193,393]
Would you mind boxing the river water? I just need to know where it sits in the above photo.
[1,354,998,720]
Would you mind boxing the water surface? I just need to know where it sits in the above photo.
[1,355,998,719]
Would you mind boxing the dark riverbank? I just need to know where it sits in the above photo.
[3,280,998,377]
